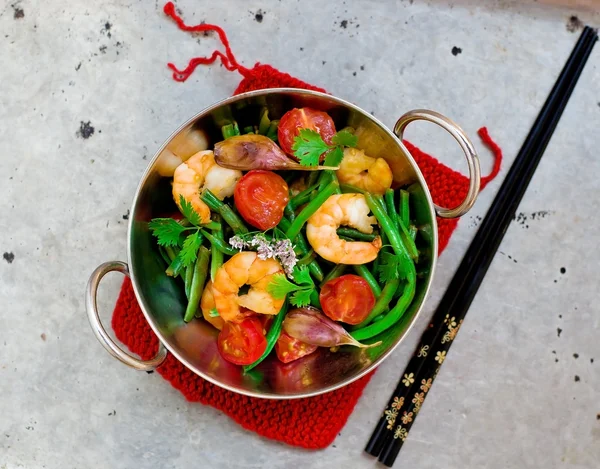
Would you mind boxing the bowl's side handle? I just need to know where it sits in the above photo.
[394,109,481,219]
[86,261,167,371]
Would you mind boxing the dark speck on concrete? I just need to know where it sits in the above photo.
[451,46,462,56]
[591,358,595,364]
[299,47,303,51]
[3,252,15,264]
[352,71,357,76]
[552,350,556,354]
[253,9,264,22]
[554,279,558,283]
[560,267,566,274]
[41,333,46,341]
[322,61,326,65]
[555,358,559,363]
[76,121,95,139]
[573,353,579,359]
[557,328,562,338]
[122,210,130,220]
[99,45,107,54]
[146,370,154,374]
[574,375,580,382]
[559,314,562,318]
[105,22,112,31]
[360,65,365,70]
[597,413,600,420]
[108,410,116,416]
[340,20,348,28]
[75,62,82,71]
[566,15,583,33]
[13,6,24,19]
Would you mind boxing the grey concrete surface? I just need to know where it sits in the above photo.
[1,0,599,468]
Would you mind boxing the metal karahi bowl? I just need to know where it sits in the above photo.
[86,88,480,399]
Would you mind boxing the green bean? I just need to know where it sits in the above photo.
[397,218,419,261]
[307,171,320,188]
[243,300,288,372]
[384,189,400,229]
[266,120,279,141]
[201,190,248,235]
[184,266,193,299]
[243,125,255,134]
[165,246,184,277]
[284,204,295,221]
[409,224,418,241]
[320,263,346,287]
[258,108,271,135]
[201,221,221,231]
[164,246,178,262]
[200,229,238,256]
[221,122,240,139]
[385,189,418,260]
[290,183,319,209]
[297,249,316,266]
[349,278,400,330]
[278,216,324,282]
[285,181,339,240]
[158,246,171,266]
[350,276,416,341]
[184,247,211,322]
[310,290,321,308]
[340,183,366,195]
[336,227,377,242]
[365,194,412,271]
[352,265,382,297]
[399,190,410,227]
[207,216,225,282]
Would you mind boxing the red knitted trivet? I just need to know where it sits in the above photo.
[110,3,503,450]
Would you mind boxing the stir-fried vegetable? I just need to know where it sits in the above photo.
[148,106,428,367]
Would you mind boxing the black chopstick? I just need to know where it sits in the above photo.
[365,25,598,467]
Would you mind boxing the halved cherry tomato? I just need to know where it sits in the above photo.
[319,274,376,325]
[275,331,318,364]
[278,107,336,157]
[234,170,289,230]
[217,317,267,365]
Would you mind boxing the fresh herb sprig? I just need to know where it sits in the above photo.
[149,195,207,269]
[267,266,315,307]
[292,129,358,168]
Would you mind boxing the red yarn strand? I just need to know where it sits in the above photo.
[477,127,503,186]
[163,1,248,81]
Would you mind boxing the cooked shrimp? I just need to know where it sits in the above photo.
[211,252,285,321]
[306,193,382,264]
[172,150,242,224]
[200,280,224,330]
[336,147,393,195]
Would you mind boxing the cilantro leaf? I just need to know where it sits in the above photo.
[292,266,314,287]
[179,231,202,268]
[376,251,403,283]
[292,129,330,167]
[178,194,202,226]
[331,130,358,148]
[290,289,312,307]
[208,308,220,317]
[148,218,187,247]
[266,273,299,299]
[323,146,344,167]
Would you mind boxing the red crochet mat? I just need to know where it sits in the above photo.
[110,3,503,450]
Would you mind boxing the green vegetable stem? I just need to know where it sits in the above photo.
[336,227,377,242]
[243,301,289,372]
[352,264,382,297]
[184,246,211,322]
[285,180,339,240]
[201,190,249,235]
[350,276,416,341]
